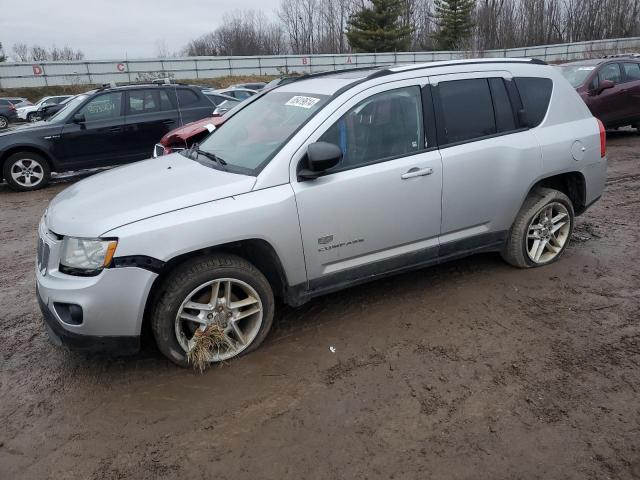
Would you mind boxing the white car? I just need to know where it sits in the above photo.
[17,95,72,122]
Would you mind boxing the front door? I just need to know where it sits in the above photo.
[58,91,125,169]
[590,63,627,126]
[292,82,443,290]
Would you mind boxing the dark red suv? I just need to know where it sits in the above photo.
[559,55,640,130]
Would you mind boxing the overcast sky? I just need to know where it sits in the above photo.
[1,0,281,60]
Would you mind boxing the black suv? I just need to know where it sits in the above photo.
[0,83,214,191]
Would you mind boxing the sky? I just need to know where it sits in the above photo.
[1,0,281,60]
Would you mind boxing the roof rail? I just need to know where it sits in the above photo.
[603,53,640,58]
[96,80,189,90]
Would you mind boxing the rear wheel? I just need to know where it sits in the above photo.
[0,115,8,129]
[502,188,574,268]
[151,254,274,368]
[2,151,51,191]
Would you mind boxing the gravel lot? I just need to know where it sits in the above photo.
[1,132,639,479]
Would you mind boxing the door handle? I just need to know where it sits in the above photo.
[108,126,122,133]
[401,167,433,179]
[161,119,174,125]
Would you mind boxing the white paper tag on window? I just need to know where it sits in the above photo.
[204,123,216,133]
[578,67,596,71]
[285,96,320,109]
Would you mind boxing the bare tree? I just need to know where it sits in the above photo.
[12,42,29,61]
[30,45,49,62]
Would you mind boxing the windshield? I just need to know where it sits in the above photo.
[558,65,596,87]
[196,91,329,173]
[47,94,88,122]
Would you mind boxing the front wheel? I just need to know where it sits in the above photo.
[2,151,51,191]
[0,115,8,129]
[151,254,274,368]
[502,188,575,268]
[27,112,39,123]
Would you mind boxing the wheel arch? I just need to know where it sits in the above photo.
[527,171,587,215]
[140,238,290,340]
[0,145,55,180]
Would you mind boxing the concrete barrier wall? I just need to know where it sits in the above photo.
[1,36,639,88]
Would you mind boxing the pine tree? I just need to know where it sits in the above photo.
[346,0,413,53]
[433,0,476,50]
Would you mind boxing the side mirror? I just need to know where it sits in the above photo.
[72,113,86,124]
[591,79,614,96]
[599,79,615,93]
[517,109,529,128]
[298,142,342,180]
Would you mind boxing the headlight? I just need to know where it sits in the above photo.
[60,237,118,275]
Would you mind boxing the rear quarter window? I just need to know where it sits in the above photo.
[176,89,201,107]
[514,77,553,127]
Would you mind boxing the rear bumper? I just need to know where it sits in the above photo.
[38,286,140,355]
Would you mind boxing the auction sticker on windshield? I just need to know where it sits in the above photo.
[285,96,321,109]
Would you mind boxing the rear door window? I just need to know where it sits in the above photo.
[437,78,496,143]
[513,77,553,127]
[623,63,640,81]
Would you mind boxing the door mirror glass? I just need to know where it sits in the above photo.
[298,142,342,180]
[72,113,86,124]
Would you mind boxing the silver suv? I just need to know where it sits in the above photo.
[36,59,607,367]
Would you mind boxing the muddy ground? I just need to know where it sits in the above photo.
[1,133,639,480]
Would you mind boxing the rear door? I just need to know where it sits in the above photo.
[122,88,179,161]
[621,62,640,122]
[58,91,126,169]
[432,73,543,253]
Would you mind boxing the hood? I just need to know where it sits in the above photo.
[45,153,256,237]
[160,116,225,146]
[0,120,59,137]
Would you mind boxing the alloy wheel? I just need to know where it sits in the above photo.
[175,278,263,362]
[10,159,45,188]
[526,202,571,264]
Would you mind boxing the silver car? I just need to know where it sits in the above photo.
[36,59,607,367]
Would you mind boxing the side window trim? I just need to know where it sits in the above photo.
[299,83,432,177]
[433,75,530,149]
[72,91,125,122]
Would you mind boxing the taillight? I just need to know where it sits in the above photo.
[8,104,16,112]
[597,118,606,158]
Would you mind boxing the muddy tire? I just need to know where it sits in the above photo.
[2,151,51,192]
[151,254,274,368]
[502,187,575,268]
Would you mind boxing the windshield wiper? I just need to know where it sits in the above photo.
[188,143,228,170]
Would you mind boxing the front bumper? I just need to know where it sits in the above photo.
[38,288,140,355]
[36,220,157,353]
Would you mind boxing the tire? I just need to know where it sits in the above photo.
[2,151,51,192]
[0,115,8,129]
[501,187,575,268]
[151,254,274,368]
[27,112,38,123]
